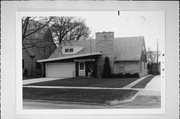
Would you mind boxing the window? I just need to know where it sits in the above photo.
[65,48,74,53]
[119,65,124,71]
[70,48,73,52]
[65,49,69,52]
[80,62,84,70]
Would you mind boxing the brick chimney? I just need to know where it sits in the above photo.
[95,31,114,77]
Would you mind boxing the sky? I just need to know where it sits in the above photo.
[55,11,165,51]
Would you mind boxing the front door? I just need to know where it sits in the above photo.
[79,62,85,76]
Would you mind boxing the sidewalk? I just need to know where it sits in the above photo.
[23,78,61,85]
[138,75,161,96]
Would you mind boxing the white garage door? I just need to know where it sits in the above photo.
[46,62,75,78]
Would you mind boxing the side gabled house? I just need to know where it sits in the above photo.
[38,31,147,78]
[23,28,56,77]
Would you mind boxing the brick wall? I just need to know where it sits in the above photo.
[95,32,114,77]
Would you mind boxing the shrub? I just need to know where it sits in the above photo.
[101,56,111,78]
[111,73,139,78]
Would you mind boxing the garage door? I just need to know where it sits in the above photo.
[46,62,75,78]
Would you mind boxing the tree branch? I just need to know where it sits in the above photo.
[23,17,52,39]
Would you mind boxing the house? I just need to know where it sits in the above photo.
[23,28,56,77]
[37,31,147,78]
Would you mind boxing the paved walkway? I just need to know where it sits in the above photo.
[124,75,150,88]
[23,78,61,85]
[23,85,160,92]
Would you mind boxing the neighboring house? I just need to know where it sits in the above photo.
[23,28,56,77]
[38,32,147,78]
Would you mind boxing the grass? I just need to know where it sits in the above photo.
[23,88,138,104]
[26,77,138,88]
[23,75,156,104]
[132,75,155,88]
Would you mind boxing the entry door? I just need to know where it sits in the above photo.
[79,62,85,76]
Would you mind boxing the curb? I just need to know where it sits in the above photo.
[106,90,141,105]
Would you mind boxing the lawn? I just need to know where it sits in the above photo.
[23,88,138,104]
[26,77,138,88]
[132,75,155,88]
[23,75,155,105]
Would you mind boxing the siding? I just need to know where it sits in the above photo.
[114,61,140,74]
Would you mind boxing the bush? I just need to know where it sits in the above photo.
[101,56,111,78]
[132,73,139,78]
[111,73,139,78]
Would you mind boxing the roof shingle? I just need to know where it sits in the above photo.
[47,36,145,62]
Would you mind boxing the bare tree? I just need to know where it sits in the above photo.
[22,17,54,57]
[49,17,91,47]
[22,17,52,40]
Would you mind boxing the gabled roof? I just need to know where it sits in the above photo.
[38,36,145,62]
[114,36,145,61]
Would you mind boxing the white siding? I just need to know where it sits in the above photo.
[46,62,75,78]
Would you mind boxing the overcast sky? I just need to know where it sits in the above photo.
[56,11,164,51]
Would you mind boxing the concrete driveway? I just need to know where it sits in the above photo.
[23,78,62,85]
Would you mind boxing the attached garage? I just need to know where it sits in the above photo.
[46,62,75,78]
[37,52,102,78]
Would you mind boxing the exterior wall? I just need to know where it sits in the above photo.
[114,61,140,74]
[139,61,147,76]
[95,32,114,77]
[114,61,147,77]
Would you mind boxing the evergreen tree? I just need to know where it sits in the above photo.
[102,56,111,78]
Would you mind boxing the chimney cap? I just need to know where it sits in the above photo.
[96,31,114,34]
